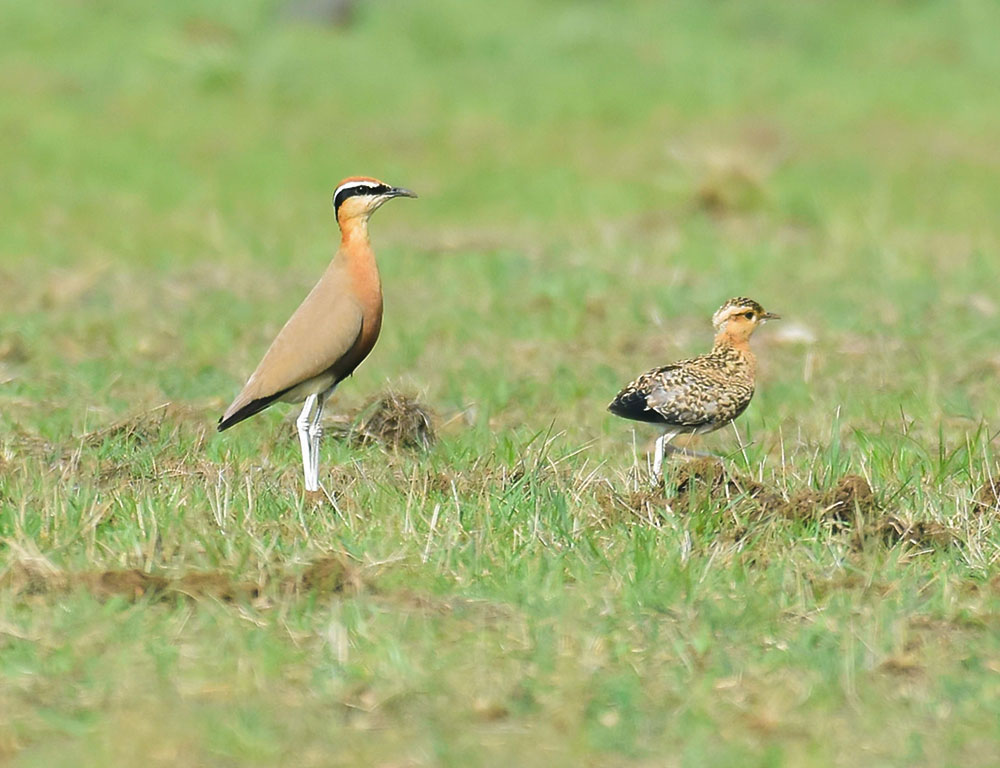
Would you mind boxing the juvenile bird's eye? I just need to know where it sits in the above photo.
[744,311,755,320]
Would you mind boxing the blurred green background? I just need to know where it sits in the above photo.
[4,0,1000,440]
[1,1,999,766]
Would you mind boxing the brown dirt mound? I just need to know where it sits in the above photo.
[594,483,666,525]
[3,563,260,603]
[808,573,892,601]
[79,569,261,602]
[1,558,68,595]
[778,474,878,524]
[867,516,958,550]
[669,458,782,516]
[82,570,169,600]
[774,476,956,550]
[605,464,956,553]
[292,555,366,596]
[878,653,923,677]
[172,572,261,602]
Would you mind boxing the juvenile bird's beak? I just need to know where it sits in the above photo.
[388,186,417,199]
[761,312,781,322]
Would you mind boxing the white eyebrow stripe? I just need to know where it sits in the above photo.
[334,180,381,196]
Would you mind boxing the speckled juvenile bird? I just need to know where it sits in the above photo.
[608,297,779,478]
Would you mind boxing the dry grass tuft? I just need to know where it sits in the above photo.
[329,391,435,451]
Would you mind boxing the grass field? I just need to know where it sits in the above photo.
[2,0,1000,765]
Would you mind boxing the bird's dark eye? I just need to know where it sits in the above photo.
[744,311,755,320]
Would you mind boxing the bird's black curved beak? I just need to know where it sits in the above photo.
[389,186,417,199]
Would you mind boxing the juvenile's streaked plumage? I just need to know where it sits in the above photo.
[608,297,779,477]
[218,176,416,493]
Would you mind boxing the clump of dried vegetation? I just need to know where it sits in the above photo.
[594,455,963,553]
[328,391,436,451]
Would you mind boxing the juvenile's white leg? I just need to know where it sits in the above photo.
[306,391,329,491]
[651,429,678,482]
[652,434,666,480]
[296,394,319,492]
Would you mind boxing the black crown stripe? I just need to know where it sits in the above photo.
[333,183,390,213]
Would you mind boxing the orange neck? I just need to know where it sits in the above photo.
[713,328,753,354]
[339,214,370,248]
[335,214,382,318]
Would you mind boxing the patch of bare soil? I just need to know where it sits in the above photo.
[2,562,260,603]
[600,463,881,538]
[808,573,893,601]
[773,474,955,550]
[1,402,215,489]
[669,458,783,517]
[78,569,262,603]
[172,572,261,602]
[877,653,924,677]
[290,555,366,596]
[618,462,955,552]
[960,574,1000,597]
[864,516,958,550]
[0,553,520,627]
[595,483,668,525]
[777,474,878,525]
[0,557,67,595]
[82,570,169,600]
[593,459,784,533]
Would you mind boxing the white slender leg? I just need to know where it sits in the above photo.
[652,429,679,482]
[296,394,319,492]
[652,434,666,480]
[306,391,328,492]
